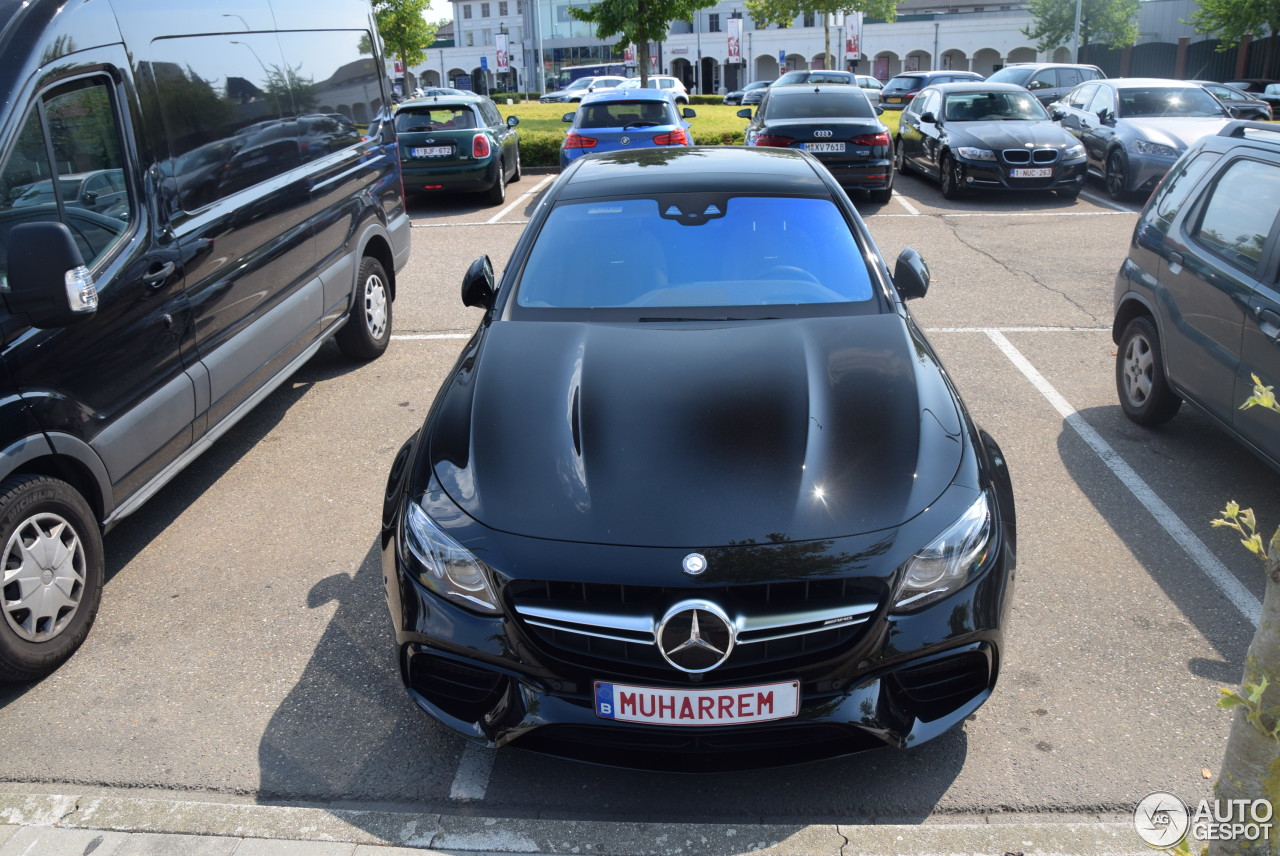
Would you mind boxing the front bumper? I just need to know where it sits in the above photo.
[383,522,1012,770]
[1121,148,1177,195]
[952,155,1087,192]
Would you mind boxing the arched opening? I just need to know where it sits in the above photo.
[447,67,468,89]
[1053,46,1071,63]
[755,54,780,80]
[972,48,1001,77]
[783,52,807,74]
[1007,46,1037,65]
[941,49,968,72]
[421,70,442,87]
[671,57,694,91]
[700,56,718,93]
[470,67,492,95]
[904,50,931,72]
[873,51,900,80]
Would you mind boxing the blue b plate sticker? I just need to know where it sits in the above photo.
[595,682,617,720]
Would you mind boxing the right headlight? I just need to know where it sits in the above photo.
[404,498,501,615]
[892,492,993,613]
[955,146,996,161]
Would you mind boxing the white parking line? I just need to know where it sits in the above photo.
[893,191,922,216]
[449,741,496,801]
[985,329,1262,626]
[393,333,472,340]
[486,174,555,224]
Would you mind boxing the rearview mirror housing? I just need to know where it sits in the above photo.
[461,255,496,310]
[893,247,930,300]
[5,221,98,328]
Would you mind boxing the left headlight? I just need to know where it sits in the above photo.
[404,499,501,615]
[955,146,997,161]
[1063,144,1086,160]
[892,492,993,613]
[1132,139,1178,158]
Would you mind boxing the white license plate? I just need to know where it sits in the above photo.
[806,142,846,153]
[411,146,452,158]
[1010,167,1053,178]
[594,680,799,727]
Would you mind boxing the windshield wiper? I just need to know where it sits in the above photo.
[623,121,662,130]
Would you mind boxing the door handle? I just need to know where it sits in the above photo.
[142,261,175,287]
[1259,307,1280,342]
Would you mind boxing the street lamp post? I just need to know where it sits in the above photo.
[694,11,701,96]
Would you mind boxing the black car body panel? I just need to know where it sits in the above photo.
[383,147,1016,769]
[880,70,984,110]
[985,63,1105,107]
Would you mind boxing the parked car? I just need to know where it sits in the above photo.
[741,80,771,105]
[1051,78,1232,199]
[616,75,690,104]
[774,69,856,86]
[1224,79,1280,114]
[896,82,1087,199]
[724,80,769,106]
[855,74,885,104]
[413,87,469,98]
[0,0,409,681]
[381,145,1016,771]
[539,75,627,103]
[395,92,521,203]
[1113,121,1280,473]
[880,70,984,110]
[985,62,1105,107]
[560,89,695,168]
[739,84,894,202]
[1192,80,1273,121]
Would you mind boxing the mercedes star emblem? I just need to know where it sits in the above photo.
[656,600,735,673]
[682,553,707,575]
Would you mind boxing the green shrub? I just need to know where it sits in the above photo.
[688,94,726,106]
[519,131,565,167]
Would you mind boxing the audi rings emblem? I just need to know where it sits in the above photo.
[682,553,707,575]
[814,129,833,137]
[657,600,736,673]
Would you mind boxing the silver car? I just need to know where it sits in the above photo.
[1050,78,1232,200]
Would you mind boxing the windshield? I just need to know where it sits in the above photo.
[1116,87,1227,118]
[514,195,876,313]
[565,78,595,91]
[984,67,1032,85]
[395,106,476,132]
[944,90,1048,121]
[767,91,876,119]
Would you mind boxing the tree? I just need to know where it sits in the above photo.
[1208,377,1280,856]
[568,0,717,86]
[1022,0,1138,57]
[1189,0,1280,85]
[743,0,896,74]
[373,0,440,88]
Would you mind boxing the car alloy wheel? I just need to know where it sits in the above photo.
[1106,151,1129,200]
[1116,316,1182,425]
[940,154,963,200]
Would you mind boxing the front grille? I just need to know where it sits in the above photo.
[892,650,990,722]
[506,578,885,682]
[1002,148,1059,165]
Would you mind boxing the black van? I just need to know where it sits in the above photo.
[0,0,410,680]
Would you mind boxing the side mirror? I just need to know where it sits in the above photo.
[1097,108,1113,125]
[562,112,576,123]
[461,255,496,310]
[737,107,753,119]
[919,111,937,124]
[892,247,930,300]
[5,221,98,327]
[875,105,884,115]
[1050,108,1065,121]
[682,107,697,119]
[506,115,520,127]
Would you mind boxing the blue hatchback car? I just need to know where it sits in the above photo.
[560,89,696,168]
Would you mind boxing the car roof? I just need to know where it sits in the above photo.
[766,83,870,96]
[398,93,488,106]
[1002,62,1100,69]
[578,88,676,105]
[557,147,830,199]
[929,82,1033,94]
[1101,78,1204,89]
[892,70,982,78]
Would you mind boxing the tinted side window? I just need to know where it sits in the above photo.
[1058,67,1083,88]
[1028,69,1055,90]
[1065,83,1097,108]
[1192,158,1280,274]
[275,31,377,159]
[0,77,133,291]
[1153,152,1215,233]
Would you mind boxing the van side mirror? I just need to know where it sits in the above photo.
[893,247,930,300]
[461,255,496,309]
[5,221,98,327]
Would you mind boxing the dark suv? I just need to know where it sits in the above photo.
[1113,121,1280,470]
[986,63,1105,106]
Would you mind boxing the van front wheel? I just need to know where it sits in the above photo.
[336,256,392,361]
[0,476,104,682]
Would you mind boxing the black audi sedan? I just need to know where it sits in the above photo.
[382,147,1016,771]
[738,85,894,202]
[896,82,1087,199]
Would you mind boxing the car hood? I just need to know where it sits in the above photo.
[947,119,1075,150]
[428,316,966,547]
[1121,117,1233,150]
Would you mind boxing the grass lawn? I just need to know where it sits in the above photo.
[496,99,903,167]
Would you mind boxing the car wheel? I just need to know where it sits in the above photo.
[0,475,104,682]
[940,154,963,200]
[1105,150,1131,201]
[336,255,393,361]
[1116,316,1182,426]
[895,138,911,175]
[510,146,522,183]
[486,159,506,205]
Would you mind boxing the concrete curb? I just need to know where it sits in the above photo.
[0,789,1153,855]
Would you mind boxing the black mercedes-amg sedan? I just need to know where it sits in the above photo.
[382,147,1016,771]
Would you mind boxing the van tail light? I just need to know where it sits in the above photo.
[653,128,689,145]
[472,134,491,158]
[753,134,795,147]
[852,132,891,147]
[564,132,598,150]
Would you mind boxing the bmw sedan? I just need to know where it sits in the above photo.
[896,82,1087,199]
[1050,78,1232,200]
[739,84,894,202]
[381,146,1017,771]
[560,89,695,168]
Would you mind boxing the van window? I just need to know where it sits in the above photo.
[0,77,132,291]
[274,31,381,154]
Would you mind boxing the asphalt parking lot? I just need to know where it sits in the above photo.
[1,167,1272,839]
